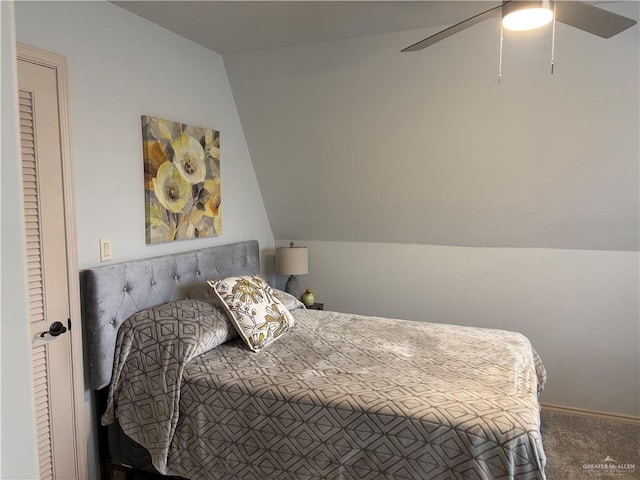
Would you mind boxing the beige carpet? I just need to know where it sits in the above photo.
[541,409,639,480]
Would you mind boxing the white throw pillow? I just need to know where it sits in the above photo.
[207,275,295,352]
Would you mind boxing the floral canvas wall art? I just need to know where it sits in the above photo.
[142,116,221,244]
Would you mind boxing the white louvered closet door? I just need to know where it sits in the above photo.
[19,58,78,480]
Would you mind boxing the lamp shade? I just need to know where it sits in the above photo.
[276,246,308,275]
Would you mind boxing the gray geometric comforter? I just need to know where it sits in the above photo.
[108,307,547,480]
[101,299,237,472]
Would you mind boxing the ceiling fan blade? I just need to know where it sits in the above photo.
[555,1,637,39]
[402,3,502,52]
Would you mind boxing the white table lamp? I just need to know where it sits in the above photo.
[276,242,308,298]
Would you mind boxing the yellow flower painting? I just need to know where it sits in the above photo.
[142,115,221,244]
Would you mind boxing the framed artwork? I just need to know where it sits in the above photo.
[142,115,221,244]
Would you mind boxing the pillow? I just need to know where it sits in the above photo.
[207,275,295,352]
[108,299,237,386]
[274,288,306,311]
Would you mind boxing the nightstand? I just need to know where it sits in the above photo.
[307,303,324,310]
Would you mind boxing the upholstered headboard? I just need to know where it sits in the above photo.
[81,240,259,390]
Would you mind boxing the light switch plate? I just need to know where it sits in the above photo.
[99,238,112,262]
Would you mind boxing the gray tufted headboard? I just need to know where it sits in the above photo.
[81,240,259,390]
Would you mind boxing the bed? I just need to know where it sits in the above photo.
[81,240,547,480]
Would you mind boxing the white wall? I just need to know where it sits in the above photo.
[277,240,639,417]
[226,2,639,418]
[0,2,40,478]
[16,1,274,270]
[226,2,639,251]
[14,2,274,478]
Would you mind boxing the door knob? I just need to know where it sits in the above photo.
[40,321,67,338]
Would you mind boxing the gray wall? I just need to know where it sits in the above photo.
[13,2,275,478]
[229,2,640,417]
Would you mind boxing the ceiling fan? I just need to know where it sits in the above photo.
[402,1,637,52]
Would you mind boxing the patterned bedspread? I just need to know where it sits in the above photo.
[107,308,547,479]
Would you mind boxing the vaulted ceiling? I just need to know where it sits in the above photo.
[115,1,639,251]
[114,1,496,54]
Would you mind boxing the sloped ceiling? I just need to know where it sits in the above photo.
[224,2,639,250]
[114,0,639,251]
[113,1,496,54]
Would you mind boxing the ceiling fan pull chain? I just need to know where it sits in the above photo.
[550,2,557,75]
[498,23,504,84]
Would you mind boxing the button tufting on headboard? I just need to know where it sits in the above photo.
[80,240,260,390]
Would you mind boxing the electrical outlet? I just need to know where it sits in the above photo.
[99,238,112,262]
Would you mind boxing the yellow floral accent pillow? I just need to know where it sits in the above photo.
[207,275,295,352]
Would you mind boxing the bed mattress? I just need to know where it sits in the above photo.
[141,308,548,479]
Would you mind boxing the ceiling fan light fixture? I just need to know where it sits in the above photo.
[502,1,553,31]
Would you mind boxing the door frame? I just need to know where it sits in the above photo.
[17,43,87,480]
